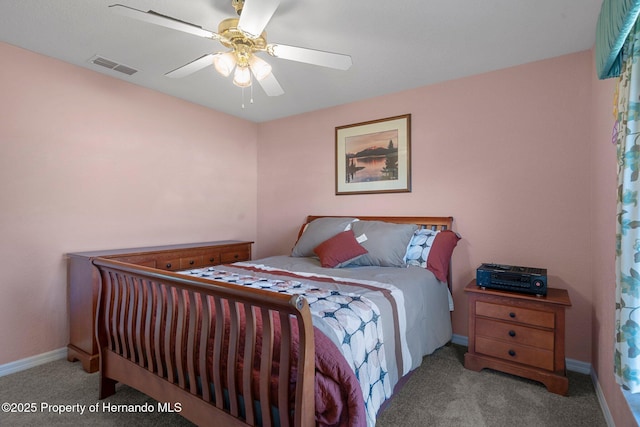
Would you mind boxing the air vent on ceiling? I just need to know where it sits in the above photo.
[89,55,138,76]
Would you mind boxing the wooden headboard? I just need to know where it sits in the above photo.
[304,215,455,287]
[305,215,453,231]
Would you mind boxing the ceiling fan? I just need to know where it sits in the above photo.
[110,0,353,98]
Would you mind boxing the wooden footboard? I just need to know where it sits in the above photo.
[93,258,315,427]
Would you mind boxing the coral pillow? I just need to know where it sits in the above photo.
[427,230,461,283]
[313,230,368,268]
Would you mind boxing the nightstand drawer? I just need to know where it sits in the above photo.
[476,318,554,350]
[476,301,555,328]
[476,336,554,370]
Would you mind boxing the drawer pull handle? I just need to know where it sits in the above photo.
[234,254,239,259]
[189,260,195,265]
[508,349,516,357]
[508,330,516,337]
[166,263,172,269]
[210,257,215,263]
[509,312,516,318]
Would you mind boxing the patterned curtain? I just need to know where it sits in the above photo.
[615,19,640,393]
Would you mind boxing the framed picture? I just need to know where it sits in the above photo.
[335,114,411,195]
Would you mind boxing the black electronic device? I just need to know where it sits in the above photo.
[476,263,547,296]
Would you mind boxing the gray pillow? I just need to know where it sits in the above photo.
[291,217,358,257]
[347,220,418,267]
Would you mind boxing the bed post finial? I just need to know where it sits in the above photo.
[293,295,307,310]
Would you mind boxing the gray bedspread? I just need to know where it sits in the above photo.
[235,255,453,390]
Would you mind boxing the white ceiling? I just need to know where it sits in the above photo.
[0,0,603,123]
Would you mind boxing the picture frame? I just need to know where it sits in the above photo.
[335,114,411,195]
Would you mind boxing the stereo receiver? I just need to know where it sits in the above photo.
[476,263,547,296]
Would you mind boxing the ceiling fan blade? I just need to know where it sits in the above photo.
[237,0,280,38]
[165,54,216,78]
[257,73,284,96]
[109,4,219,40]
[267,44,352,70]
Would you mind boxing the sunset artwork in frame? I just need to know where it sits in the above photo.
[335,114,411,195]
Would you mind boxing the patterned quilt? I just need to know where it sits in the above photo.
[179,264,395,426]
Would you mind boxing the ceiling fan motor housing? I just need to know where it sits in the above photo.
[218,17,267,65]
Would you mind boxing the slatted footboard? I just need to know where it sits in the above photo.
[93,258,315,427]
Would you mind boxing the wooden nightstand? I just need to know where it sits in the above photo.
[463,280,572,395]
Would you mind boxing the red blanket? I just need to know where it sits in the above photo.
[208,301,367,427]
[313,326,366,426]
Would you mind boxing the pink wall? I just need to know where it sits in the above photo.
[0,42,258,365]
[257,51,594,361]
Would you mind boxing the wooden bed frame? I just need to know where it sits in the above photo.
[93,215,453,426]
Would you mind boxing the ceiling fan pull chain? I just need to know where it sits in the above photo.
[250,77,254,104]
[241,86,245,109]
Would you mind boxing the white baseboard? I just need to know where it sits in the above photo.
[566,357,591,375]
[592,370,616,427]
[0,347,67,377]
[452,333,468,347]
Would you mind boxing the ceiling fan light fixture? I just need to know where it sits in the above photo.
[213,52,236,77]
[233,65,252,87]
[249,55,272,81]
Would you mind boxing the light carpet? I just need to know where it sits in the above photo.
[0,344,606,426]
